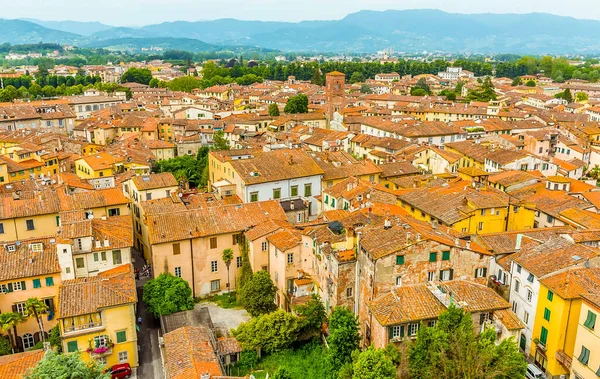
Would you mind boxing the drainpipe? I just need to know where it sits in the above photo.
[189,238,196,298]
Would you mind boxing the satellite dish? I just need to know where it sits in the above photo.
[88,214,94,220]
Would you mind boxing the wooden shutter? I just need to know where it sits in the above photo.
[12,304,17,312]
[449,269,454,280]
[21,281,26,290]
[482,268,487,277]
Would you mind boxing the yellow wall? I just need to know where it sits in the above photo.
[75,159,113,179]
[0,213,60,241]
[532,285,581,377]
[571,300,600,379]
[60,305,138,368]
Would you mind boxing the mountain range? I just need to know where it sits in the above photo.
[3,10,600,54]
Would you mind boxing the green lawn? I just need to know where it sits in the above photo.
[196,292,240,309]
[228,341,330,379]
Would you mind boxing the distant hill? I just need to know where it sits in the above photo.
[83,37,217,52]
[21,19,113,36]
[0,19,82,45]
[3,10,600,53]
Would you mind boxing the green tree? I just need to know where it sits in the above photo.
[0,336,11,356]
[525,80,536,87]
[121,67,153,85]
[222,248,234,293]
[237,237,253,301]
[295,293,327,339]
[540,56,553,75]
[268,103,280,117]
[167,76,203,92]
[149,78,159,88]
[24,350,110,379]
[284,94,309,114]
[411,78,431,95]
[408,305,527,379]
[445,91,457,101]
[213,130,230,150]
[360,84,372,94]
[0,312,26,353]
[349,72,365,84]
[272,367,293,379]
[154,154,206,187]
[48,325,62,353]
[410,88,428,96]
[563,88,573,103]
[232,309,299,353]
[588,165,600,179]
[455,80,465,94]
[466,76,497,102]
[238,270,277,317]
[511,77,523,86]
[311,69,324,86]
[351,345,396,379]
[328,307,360,375]
[25,298,48,345]
[575,92,589,102]
[143,273,195,318]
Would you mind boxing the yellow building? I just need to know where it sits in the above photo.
[531,268,600,377]
[58,264,138,368]
[75,152,122,179]
[0,237,62,351]
[571,293,600,379]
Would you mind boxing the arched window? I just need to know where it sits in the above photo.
[93,105,99,111]
[23,333,34,349]
[85,105,92,112]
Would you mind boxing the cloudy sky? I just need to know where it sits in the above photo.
[3,0,600,25]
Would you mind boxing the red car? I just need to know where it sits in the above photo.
[106,363,132,379]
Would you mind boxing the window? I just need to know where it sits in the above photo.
[211,261,218,272]
[427,271,436,282]
[540,326,548,345]
[211,280,220,292]
[112,250,122,265]
[578,346,590,365]
[516,264,522,273]
[391,325,403,339]
[547,290,553,301]
[75,257,85,268]
[439,269,453,281]
[172,243,180,255]
[93,252,99,262]
[94,335,109,348]
[101,252,106,261]
[261,241,268,251]
[481,209,486,216]
[346,287,353,298]
[583,310,597,330]
[408,323,419,337]
[108,208,120,216]
[146,193,152,201]
[512,301,518,313]
[442,251,450,261]
[33,279,41,288]
[527,289,533,302]
[287,253,294,265]
[524,311,530,324]
[478,221,483,231]
[543,308,551,321]
[474,267,487,278]
[273,188,281,199]
[55,216,60,227]
[97,357,107,366]
[21,333,34,350]
[527,273,534,283]
[67,340,78,353]
[395,276,402,286]
[429,252,437,262]
[210,237,217,249]
[291,185,298,197]
[396,255,405,265]
[174,267,182,277]
[236,256,242,268]
[118,351,128,363]
[304,183,312,197]
[232,234,241,245]
[26,219,35,230]
[14,302,26,316]
[45,277,54,287]
[0,223,4,234]
[116,331,127,343]
[250,192,258,202]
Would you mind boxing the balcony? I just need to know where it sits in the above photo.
[88,345,113,357]
[63,322,105,337]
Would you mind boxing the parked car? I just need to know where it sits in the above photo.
[525,364,546,379]
[106,363,132,379]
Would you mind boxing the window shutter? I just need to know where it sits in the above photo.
[21,281,26,290]
[439,271,443,281]
[482,268,487,277]
[400,325,404,337]
[12,304,17,312]
[474,268,479,278]
[449,269,454,280]
[7,283,12,292]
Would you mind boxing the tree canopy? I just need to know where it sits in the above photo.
[411,78,431,95]
[295,294,327,340]
[154,147,209,188]
[238,270,277,317]
[327,307,360,375]
[408,305,527,379]
[24,350,109,379]
[142,273,195,318]
[121,67,153,85]
[284,94,309,114]
[232,309,299,353]
[466,76,497,102]
[351,345,396,379]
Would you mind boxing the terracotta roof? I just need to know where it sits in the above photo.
[0,237,61,281]
[539,268,600,299]
[58,264,136,318]
[163,326,222,379]
[217,337,242,355]
[0,350,44,379]
[267,229,302,252]
[132,172,178,191]
[244,218,289,241]
[494,308,526,330]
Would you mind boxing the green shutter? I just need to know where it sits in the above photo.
[544,308,551,321]
[67,341,78,353]
[55,215,60,227]
[583,311,596,330]
[32,279,41,288]
[7,283,12,292]
[547,291,554,301]
[45,277,54,287]
[595,365,600,376]
[578,346,590,365]
[442,251,450,261]
[20,281,26,290]
[540,326,548,345]
[400,325,404,337]
[396,255,405,265]
[116,331,127,343]
[429,252,437,262]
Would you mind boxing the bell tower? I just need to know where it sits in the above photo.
[325,71,346,127]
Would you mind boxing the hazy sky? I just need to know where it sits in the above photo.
[3,0,600,26]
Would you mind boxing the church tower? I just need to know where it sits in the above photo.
[325,71,346,127]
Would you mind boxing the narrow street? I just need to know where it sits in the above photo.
[133,249,163,379]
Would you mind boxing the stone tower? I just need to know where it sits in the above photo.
[325,71,346,125]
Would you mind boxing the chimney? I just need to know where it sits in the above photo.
[466,240,471,249]
[515,234,523,251]
[103,238,109,247]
